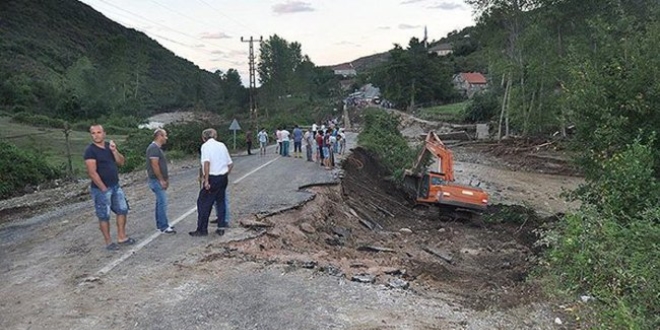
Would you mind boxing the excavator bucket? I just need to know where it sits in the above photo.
[405,131,489,213]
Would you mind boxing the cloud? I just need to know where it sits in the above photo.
[200,32,232,39]
[399,24,421,30]
[228,50,247,57]
[210,50,225,55]
[272,1,314,15]
[336,41,360,47]
[428,1,463,10]
[378,26,391,30]
[194,44,206,48]
[401,0,426,4]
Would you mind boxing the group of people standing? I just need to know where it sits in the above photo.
[249,124,346,167]
[84,121,345,251]
[84,125,233,251]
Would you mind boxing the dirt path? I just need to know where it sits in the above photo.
[0,129,580,329]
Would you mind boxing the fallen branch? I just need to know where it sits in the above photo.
[357,245,395,253]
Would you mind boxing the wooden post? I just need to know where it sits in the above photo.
[63,122,74,180]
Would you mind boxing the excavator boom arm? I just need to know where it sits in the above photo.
[409,132,454,182]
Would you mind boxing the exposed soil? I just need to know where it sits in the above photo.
[1,109,584,328]
[220,147,552,311]
[459,137,581,177]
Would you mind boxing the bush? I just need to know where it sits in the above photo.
[11,112,65,129]
[0,140,62,198]
[117,129,152,173]
[358,109,417,182]
[463,91,499,123]
[547,138,660,329]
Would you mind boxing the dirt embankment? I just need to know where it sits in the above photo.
[214,148,552,311]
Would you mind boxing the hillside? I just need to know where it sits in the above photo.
[327,25,480,76]
[0,0,240,117]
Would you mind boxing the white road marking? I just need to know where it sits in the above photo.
[95,156,280,276]
[96,207,196,276]
[234,157,279,184]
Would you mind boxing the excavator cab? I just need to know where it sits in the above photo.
[405,132,488,212]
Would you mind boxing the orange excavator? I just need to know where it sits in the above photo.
[404,131,489,215]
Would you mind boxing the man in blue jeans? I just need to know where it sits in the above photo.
[146,128,176,234]
[84,125,136,251]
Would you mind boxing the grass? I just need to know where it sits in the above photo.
[416,101,470,122]
[0,116,126,177]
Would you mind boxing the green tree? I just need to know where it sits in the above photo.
[258,34,304,98]
[371,37,456,110]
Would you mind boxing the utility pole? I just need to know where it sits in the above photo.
[240,36,263,130]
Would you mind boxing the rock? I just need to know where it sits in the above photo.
[239,219,273,228]
[299,223,316,234]
[332,226,351,238]
[460,248,480,255]
[301,261,317,269]
[423,247,453,263]
[323,265,344,277]
[351,274,376,283]
[399,228,413,234]
[388,278,409,289]
[382,267,403,275]
[438,228,446,233]
[580,295,594,303]
[325,237,343,246]
[554,317,562,325]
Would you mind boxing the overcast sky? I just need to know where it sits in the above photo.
[79,0,474,84]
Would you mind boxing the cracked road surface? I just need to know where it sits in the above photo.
[1,133,570,329]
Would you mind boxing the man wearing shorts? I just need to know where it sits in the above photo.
[84,125,135,251]
[258,127,268,156]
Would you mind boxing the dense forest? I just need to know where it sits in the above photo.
[0,0,248,122]
[464,1,660,328]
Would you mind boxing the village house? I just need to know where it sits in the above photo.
[428,43,453,56]
[331,63,357,77]
[452,72,488,98]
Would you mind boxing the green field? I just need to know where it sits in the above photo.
[0,116,126,177]
[416,101,470,122]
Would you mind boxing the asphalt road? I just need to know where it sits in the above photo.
[0,133,559,330]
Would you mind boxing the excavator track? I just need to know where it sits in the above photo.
[413,203,483,222]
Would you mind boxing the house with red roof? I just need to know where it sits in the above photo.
[452,72,488,98]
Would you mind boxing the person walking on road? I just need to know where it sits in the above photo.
[245,130,253,155]
[84,125,135,251]
[146,128,175,234]
[304,128,314,162]
[292,124,303,158]
[280,127,291,157]
[258,127,268,156]
[190,128,233,237]
[275,128,282,155]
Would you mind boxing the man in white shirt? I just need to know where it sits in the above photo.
[280,127,291,157]
[190,128,233,237]
[275,128,282,155]
[257,127,268,156]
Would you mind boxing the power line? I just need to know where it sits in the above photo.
[88,0,239,67]
[194,0,262,36]
[147,0,241,37]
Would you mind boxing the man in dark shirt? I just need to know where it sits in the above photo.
[84,125,135,251]
[146,128,175,234]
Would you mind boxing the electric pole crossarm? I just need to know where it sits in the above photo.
[241,36,263,130]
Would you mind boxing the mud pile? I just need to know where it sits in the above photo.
[222,148,549,310]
